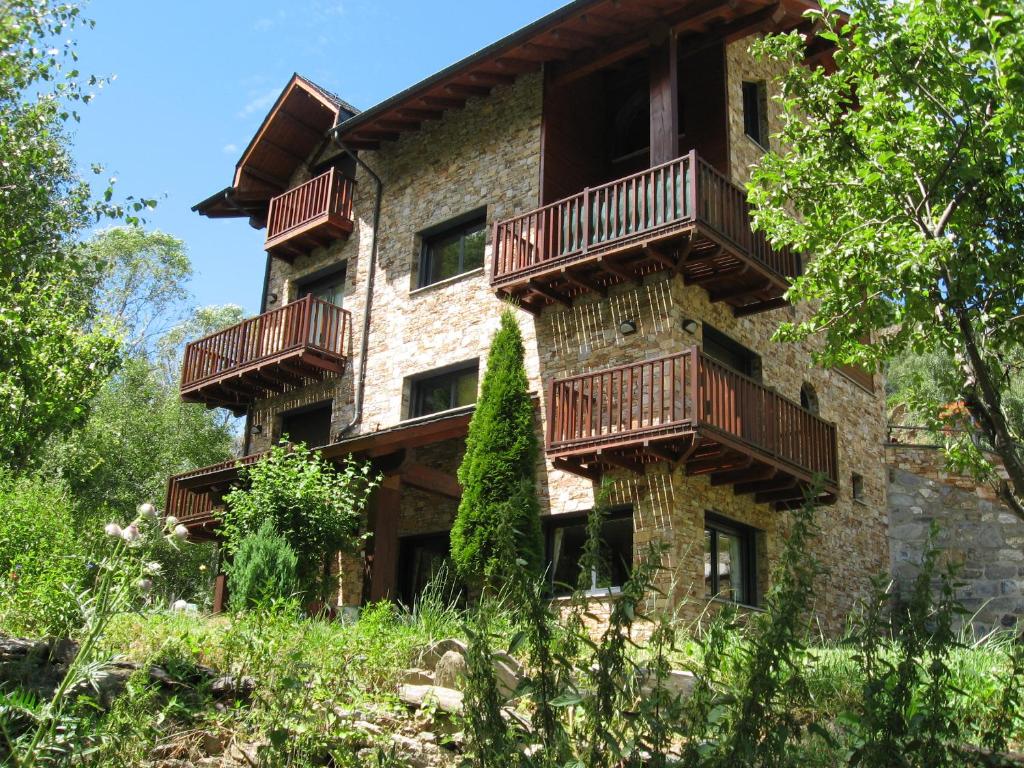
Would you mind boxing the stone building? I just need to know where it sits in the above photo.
[167,0,889,633]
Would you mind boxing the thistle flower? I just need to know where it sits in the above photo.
[121,523,142,544]
[137,502,157,519]
[104,523,123,538]
[173,524,188,540]
[144,561,162,575]
[137,578,153,593]
[165,515,179,527]
[171,599,188,612]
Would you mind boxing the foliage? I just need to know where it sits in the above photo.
[451,309,544,587]
[155,303,246,387]
[0,0,155,470]
[221,443,379,600]
[85,227,192,354]
[749,0,1024,519]
[0,473,87,637]
[227,520,299,610]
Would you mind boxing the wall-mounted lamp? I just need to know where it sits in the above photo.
[266,292,279,305]
[681,318,699,334]
[250,424,264,436]
[618,319,638,335]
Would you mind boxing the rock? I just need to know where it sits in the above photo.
[201,731,225,756]
[398,684,464,714]
[433,651,467,689]
[389,733,457,767]
[210,675,256,701]
[637,669,696,700]
[400,667,435,685]
[419,639,468,671]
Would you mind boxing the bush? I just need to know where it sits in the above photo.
[0,473,87,637]
[228,520,299,610]
[451,309,543,587]
[222,444,379,600]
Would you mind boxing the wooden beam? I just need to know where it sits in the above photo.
[733,297,789,317]
[642,440,679,464]
[368,480,401,601]
[552,457,601,481]
[419,95,466,109]
[528,279,572,307]
[721,2,788,43]
[467,71,516,86]
[356,128,401,141]
[396,107,443,121]
[560,267,608,297]
[643,244,677,270]
[400,462,462,499]
[710,463,776,486]
[756,486,807,505]
[735,475,797,496]
[444,82,492,98]
[649,28,679,166]
[596,449,646,475]
[596,255,642,285]
[493,56,540,73]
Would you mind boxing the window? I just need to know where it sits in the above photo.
[410,363,479,418]
[703,325,762,381]
[800,382,820,416]
[297,264,346,307]
[852,473,865,502]
[545,509,633,597]
[279,401,333,447]
[705,515,757,606]
[398,531,464,607]
[742,80,769,149]
[419,211,487,287]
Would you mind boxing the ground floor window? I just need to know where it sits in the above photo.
[397,531,463,607]
[704,514,758,606]
[544,509,633,597]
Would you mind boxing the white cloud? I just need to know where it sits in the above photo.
[237,88,279,119]
[222,143,238,154]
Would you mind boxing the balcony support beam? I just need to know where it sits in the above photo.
[649,28,679,167]
[596,449,646,476]
[561,267,607,298]
[528,279,572,308]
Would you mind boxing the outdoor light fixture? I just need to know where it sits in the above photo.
[266,292,279,304]
[250,424,264,436]
[619,319,638,335]
[681,318,699,334]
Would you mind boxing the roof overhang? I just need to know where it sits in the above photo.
[333,0,831,150]
[194,74,358,220]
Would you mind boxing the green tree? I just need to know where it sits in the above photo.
[451,309,543,587]
[227,520,299,610]
[748,0,1024,518]
[0,1,154,469]
[222,444,379,600]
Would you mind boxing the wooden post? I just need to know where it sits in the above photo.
[367,475,402,602]
[649,29,679,167]
[212,572,228,614]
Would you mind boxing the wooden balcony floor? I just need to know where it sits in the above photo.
[181,346,346,414]
[494,221,790,317]
[265,211,354,261]
[551,425,838,511]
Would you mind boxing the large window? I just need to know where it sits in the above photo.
[278,401,333,448]
[410,363,479,418]
[398,531,464,607]
[297,264,346,307]
[704,515,757,606]
[545,509,633,597]
[703,325,762,381]
[742,80,769,149]
[419,212,486,287]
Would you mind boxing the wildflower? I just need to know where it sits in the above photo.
[137,502,157,519]
[121,524,142,544]
[144,561,162,575]
[173,524,188,540]
[164,515,179,529]
[137,578,153,593]
[104,522,123,538]
[198,564,207,572]
[171,599,188,612]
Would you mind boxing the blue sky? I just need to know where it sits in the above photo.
[71,0,564,315]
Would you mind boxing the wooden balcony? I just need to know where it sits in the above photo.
[265,167,354,260]
[180,295,351,413]
[164,452,266,539]
[492,151,801,316]
[547,348,838,509]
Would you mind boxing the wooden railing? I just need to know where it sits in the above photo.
[492,151,800,283]
[547,348,838,483]
[266,167,354,244]
[180,295,350,390]
[165,451,266,523]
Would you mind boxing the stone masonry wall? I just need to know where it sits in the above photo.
[887,444,1024,634]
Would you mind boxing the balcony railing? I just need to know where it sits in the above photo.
[265,167,354,259]
[180,295,350,411]
[547,348,838,507]
[492,151,800,316]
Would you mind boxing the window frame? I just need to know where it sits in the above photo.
[418,209,488,288]
[296,263,347,307]
[742,80,769,150]
[277,400,334,448]
[704,513,759,607]
[543,507,634,597]
[851,472,865,503]
[408,361,480,419]
[702,325,762,382]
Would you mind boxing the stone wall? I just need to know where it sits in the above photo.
[887,444,1024,633]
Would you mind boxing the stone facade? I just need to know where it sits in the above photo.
[231,38,889,635]
[887,444,1024,633]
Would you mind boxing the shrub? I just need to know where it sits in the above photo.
[228,520,299,610]
[0,473,87,637]
[451,309,543,587]
[221,444,379,600]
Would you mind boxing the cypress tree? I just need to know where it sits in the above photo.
[451,309,544,587]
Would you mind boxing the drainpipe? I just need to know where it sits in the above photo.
[327,127,382,438]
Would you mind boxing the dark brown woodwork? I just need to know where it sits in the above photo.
[212,573,228,614]
[493,151,802,316]
[264,167,355,260]
[399,462,462,499]
[368,477,402,601]
[546,347,839,509]
[648,29,679,166]
[179,295,351,411]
